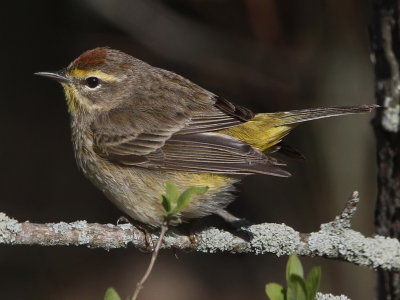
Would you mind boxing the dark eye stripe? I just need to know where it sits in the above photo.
[86,77,99,88]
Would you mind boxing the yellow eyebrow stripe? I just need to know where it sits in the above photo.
[69,69,118,82]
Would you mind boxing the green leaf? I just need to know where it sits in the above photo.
[265,283,285,300]
[305,266,321,300]
[287,274,307,300]
[174,186,209,213]
[286,254,304,282]
[161,183,180,213]
[161,195,171,213]
[104,287,121,300]
[165,183,180,206]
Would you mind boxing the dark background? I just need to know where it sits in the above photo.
[0,0,376,299]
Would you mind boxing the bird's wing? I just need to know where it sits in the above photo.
[91,97,290,177]
[177,96,255,134]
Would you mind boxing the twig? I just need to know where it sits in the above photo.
[131,221,168,300]
[1,192,399,271]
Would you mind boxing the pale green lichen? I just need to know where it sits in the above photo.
[308,224,400,270]
[249,223,300,255]
[197,227,236,253]
[316,292,350,300]
[196,223,300,255]
[0,213,22,244]
[118,223,133,231]
[70,220,88,229]
[52,222,70,234]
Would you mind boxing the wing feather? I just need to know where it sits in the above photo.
[91,96,290,176]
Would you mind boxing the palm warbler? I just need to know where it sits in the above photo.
[36,47,376,227]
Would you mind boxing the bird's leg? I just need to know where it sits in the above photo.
[117,216,131,224]
[138,227,155,253]
[215,209,254,241]
[215,209,253,228]
[175,221,201,251]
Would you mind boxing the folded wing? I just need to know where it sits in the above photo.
[91,97,290,177]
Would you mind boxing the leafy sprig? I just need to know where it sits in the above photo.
[266,254,321,300]
[161,183,208,222]
[104,287,123,300]
[105,183,209,300]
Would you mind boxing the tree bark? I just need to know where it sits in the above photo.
[370,1,400,299]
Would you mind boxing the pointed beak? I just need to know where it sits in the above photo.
[34,70,71,84]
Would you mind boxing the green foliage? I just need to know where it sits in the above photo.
[286,274,307,300]
[286,252,304,281]
[161,183,208,222]
[266,254,321,300]
[266,283,285,300]
[305,266,322,298]
[104,287,121,300]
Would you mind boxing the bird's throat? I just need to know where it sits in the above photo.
[62,84,99,115]
[62,85,81,115]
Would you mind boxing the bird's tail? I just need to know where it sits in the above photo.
[263,104,378,126]
[218,104,378,152]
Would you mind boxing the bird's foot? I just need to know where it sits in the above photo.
[116,216,131,225]
[215,209,254,241]
[115,216,155,252]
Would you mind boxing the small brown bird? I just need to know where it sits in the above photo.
[36,47,376,227]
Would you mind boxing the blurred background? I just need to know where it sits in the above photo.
[0,0,377,299]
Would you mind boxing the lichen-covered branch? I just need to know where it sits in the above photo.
[1,192,399,271]
[316,293,350,300]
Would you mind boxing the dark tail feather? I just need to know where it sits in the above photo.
[272,104,378,126]
[277,143,306,160]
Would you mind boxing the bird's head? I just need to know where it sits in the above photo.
[36,47,148,116]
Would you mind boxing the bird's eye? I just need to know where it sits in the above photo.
[85,77,100,88]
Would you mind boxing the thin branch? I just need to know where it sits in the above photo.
[131,222,168,300]
[1,192,399,271]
